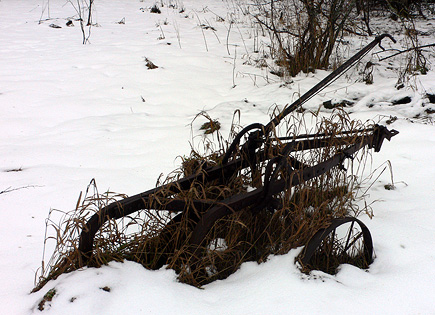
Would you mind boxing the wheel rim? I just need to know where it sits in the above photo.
[298,217,373,274]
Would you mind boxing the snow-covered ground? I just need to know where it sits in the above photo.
[1,0,434,314]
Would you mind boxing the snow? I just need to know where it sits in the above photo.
[0,0,434,314]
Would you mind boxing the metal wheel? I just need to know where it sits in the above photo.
[298,217,373,274]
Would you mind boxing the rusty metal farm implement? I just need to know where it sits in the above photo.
[78,35,398,284]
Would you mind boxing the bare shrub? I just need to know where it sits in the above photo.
[250,0,356,77]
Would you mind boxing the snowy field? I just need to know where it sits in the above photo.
[0,0,434,314]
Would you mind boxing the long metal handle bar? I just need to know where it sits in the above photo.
[264,34,396,133]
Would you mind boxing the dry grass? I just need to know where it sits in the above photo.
[34,109,374,291]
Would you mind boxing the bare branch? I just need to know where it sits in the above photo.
[378,43,435,61]
[0,185,42,195]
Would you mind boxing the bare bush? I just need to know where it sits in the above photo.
[250,0,356,77]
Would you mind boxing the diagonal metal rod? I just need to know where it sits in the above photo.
[264,34,396,133]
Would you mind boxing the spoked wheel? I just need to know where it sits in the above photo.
[182,210,259,286]
[298,217,374,274]
[182,228,242,286]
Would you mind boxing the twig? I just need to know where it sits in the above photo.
[158,24,165,40]
[378,43,435,61]
[232,44,238,88]
[226,21,233,55]
[205,7,225,22]
[235,22,249,56]
[194,11,208,52]
[39,0,51,24]
[173,20,182,48]
[87,0,94,26]
[68,0,93,44]
[0,185,42,195]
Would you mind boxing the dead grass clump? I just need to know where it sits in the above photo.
[34,109,374,290]
[33,180,132,292]
[200,120,221,134]
[144,57,158,69]
[37,288,56,311]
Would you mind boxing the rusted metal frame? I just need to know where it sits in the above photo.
[188,128,383,247]
[79,125,396,260]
